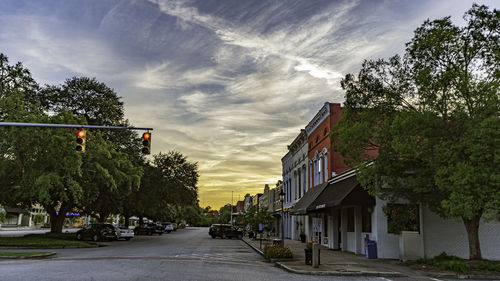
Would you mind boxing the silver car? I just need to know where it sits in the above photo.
[113,225,134,241]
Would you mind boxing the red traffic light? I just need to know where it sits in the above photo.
[141,132,151,155]
[76,129,86,153]
[77,130,85,138]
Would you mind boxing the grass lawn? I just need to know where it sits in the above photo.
[0,252,51,257]
[0,233,92,247]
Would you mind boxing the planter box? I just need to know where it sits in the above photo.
[304,248,320,265]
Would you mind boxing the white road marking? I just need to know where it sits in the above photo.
[379,278,393,281]
[429,278,443,281]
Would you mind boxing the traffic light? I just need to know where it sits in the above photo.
[142,132,151,154]
[76,129,86,153]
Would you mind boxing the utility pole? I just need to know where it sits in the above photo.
[230,191,233,225]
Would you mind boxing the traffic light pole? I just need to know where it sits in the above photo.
[0,122,153,131]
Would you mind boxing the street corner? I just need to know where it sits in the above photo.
[0,252,57,260]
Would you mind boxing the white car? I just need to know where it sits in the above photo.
[113,225,134,240]
[164,223,174,233]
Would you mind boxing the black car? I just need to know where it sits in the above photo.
[134,223,163,235]
[76,224,117,242]
[209,224,243,239]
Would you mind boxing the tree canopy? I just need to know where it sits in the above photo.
[0,53,200,232]
[332,4,499,260]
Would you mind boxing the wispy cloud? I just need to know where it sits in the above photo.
[1,0,494,208]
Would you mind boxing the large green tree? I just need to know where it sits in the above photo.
[38,76,145,226]
[123,151,199,223]
[332,5,499,260]
[78,131,143,222]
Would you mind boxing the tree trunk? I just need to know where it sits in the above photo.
[462,213,483,260]
[98,213,108,224]
[123,212,130,228]
[49,211,66,233]
[48,202,70,233]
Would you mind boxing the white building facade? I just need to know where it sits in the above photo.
[281,152,293,239]
[288,130,309,241]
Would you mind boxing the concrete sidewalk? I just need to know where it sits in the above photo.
[0,228,80,237]
[242,236,500,279]
[242,236,409,277]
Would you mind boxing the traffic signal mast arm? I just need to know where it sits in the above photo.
[0,122,153,131]
[0,122,153,154]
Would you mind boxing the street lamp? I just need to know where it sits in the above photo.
[279,189,285,247]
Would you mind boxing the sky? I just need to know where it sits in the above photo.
[0,0,497,209]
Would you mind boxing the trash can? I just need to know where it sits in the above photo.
[366,240,377,259]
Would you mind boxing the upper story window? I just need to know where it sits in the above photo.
[315,135,319,144]
[324,128,328,136]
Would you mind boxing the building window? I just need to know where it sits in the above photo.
[324,153,328,182]
[297,169,302,198]
[309,163,313,188]
[316,135,319,144]
[362,207,372,232]
[347,208,355,232]
[324,216,328,238]
[385,204,420,234]
[324,127,328,136]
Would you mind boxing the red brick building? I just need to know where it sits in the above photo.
[305,103,347,189]
[305,102,379,189]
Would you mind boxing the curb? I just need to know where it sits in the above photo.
[424,272,500,280]
[241,238,405,277]
[241,238,265,257]
[0,244,99,249]
[275,262,405,277]
[0,252,56,259]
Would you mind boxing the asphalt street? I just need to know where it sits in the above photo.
[0,227,477,281]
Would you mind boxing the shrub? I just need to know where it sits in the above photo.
[417,252,468,274]
[33,214,45,225]
[264,245,293,259]
[0,205,6,223]
[474,260,500,272]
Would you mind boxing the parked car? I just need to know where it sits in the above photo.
[113,225,134,241]
[160,222,174,233]
[76,224,117,242]
[209,224,243,239]
[134,223,163,235]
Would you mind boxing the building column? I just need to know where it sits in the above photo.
[354,207,363,254]
[341,208,348,251]
[305,215,311,242]
[17,214,23,226]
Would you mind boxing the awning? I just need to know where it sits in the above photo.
[4,207,29,214]
[307,174,375,212]
[290,182,329,215]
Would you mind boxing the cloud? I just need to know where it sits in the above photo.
[2,0,492,209]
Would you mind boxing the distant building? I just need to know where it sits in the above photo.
[243,194,252,212]
[235,201,245,213]
[252,193,262,210]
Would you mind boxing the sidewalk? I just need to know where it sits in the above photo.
[242,236,500,279]
[0,228,80,237]
[242,236,408,277]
